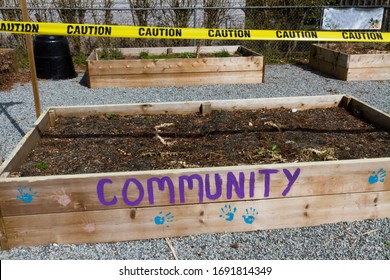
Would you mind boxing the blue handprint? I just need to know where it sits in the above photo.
[16,186,37,203]
[368,168,386,184]
[242,207,259,225]
[154,211,174,228]
[219,204,237,222]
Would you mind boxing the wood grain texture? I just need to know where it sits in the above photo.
[309,44,390,81]
[4,190,390,248]
[0,110,50,176]
[87,46,264,88]
[50,95,344,118]
[1,95,389,249]
[0,158,389,217]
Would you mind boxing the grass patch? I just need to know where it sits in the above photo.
[98,48,124,60]
[35,162,49,170]
[139,49,232,59]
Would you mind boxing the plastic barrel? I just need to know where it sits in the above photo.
[33,35,77,80]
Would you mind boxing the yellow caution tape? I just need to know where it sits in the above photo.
[1,21,389,42]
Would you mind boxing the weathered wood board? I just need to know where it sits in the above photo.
[309,44,390,81]
[86,45,264,88]
[0,95,389,249]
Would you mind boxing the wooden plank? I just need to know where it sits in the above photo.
[310,44,350,67]
[3,190,390,248]
[348,53,390,68]
[0,158,389,216]
[87,56,263,76]
[343,96,390,130]
[0,110,50,176]
[346,66,390,81]
[45,95,345,118]
[90,46,242,59]
[88,70,263,88]
[0,209,9,250]
[309,56,348,80]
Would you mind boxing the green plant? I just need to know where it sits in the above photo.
[73,54,87,66]
[256,145,278,155]
[256,149,265,155]
[209,49,230,57]
[140,51,149,59]
[145,116,153,123]
[35,162,49,170]
[385,240,390,248]
[98,48,124,60]
[178,52,195,58]
[104,113,114,119]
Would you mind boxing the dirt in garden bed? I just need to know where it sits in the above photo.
[16,106,390,176]
[324,43,390,54]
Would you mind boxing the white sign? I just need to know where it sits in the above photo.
[322,7,384,30]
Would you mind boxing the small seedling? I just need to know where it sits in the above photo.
[140,51,149,59]
[104,113,114,119]
[385,240,390,248]
[35,162,49,170]
[98,48,124,60]
[271,145,278,153]
[211,49,230,57]
[178,52,195,58]
[256,149,265,155]
[145,116,153,123]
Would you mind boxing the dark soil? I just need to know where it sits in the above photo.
[325,43,390,54]
[17,107,390,177]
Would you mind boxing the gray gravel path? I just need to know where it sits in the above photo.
[0,64,389,259]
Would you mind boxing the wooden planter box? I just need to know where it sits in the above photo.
[309,43,390,81]
[86,45,264,88]
[0,95,389,249]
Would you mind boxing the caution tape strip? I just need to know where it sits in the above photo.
[1,21,389,42]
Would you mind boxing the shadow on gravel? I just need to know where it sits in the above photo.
[292,63,337,80]
[79,73,88,87]
[0,102,26,137]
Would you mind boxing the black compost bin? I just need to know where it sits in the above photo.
[33,35,77,80]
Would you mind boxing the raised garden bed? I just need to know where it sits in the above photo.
[86,45,264,88]
[309,43,390,81]
[0,95,389,249]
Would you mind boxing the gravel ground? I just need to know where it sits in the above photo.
[0,64,389,259]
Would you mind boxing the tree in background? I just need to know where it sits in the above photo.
[243,0,339,61]
[52,0,96,53]
[128,0,156,26]
[0,0,24,51]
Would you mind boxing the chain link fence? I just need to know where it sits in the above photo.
[1,2,390,63]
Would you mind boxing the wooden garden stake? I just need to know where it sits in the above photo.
[20,0,41,118]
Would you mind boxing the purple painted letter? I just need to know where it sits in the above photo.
[282,168,301,196]
[226,172,245,199]
[258,169,279,197]
[97,178,118,206]
[205,173,223,200]
[147,176,175,205]
[178,174,204,203]
[122,178,144,206]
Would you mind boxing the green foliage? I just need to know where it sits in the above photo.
[35,162,49,170]
[73,54,87,66]
[104,113,114,119]
[140,51,150,59]
[17,51,29,69]
[139,50,232,59]
[98,48,124,60]
[208,49,230,57]
[145,116,153,123]
[385,240,390,249]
